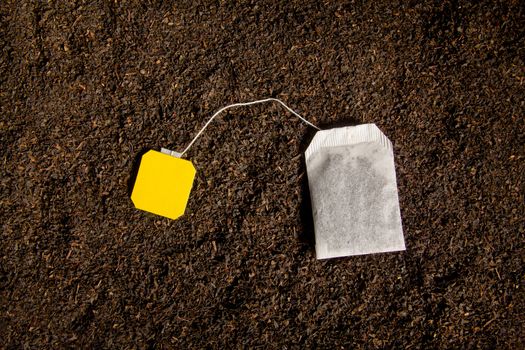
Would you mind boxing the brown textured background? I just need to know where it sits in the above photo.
[1,1,524,348]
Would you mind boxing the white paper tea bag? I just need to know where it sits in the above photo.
[305,124,405,259]
[131,98,405,261]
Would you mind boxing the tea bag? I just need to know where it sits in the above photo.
[305,124,405,259]
[130,99,405,260]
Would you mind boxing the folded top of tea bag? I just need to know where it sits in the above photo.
[305,123,393,162]
[305,124,405,259]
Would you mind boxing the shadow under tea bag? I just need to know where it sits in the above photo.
[305,124,405,259]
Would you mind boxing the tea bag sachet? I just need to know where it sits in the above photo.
[130,99,405,260]
[305,124,405,259]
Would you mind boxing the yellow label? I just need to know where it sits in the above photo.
[131,150,196,220]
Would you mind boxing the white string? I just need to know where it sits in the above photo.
[180,98,321,157]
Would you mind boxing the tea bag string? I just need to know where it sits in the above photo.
[180,98,321,157]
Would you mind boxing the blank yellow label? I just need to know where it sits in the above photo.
[131,150,196,220]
